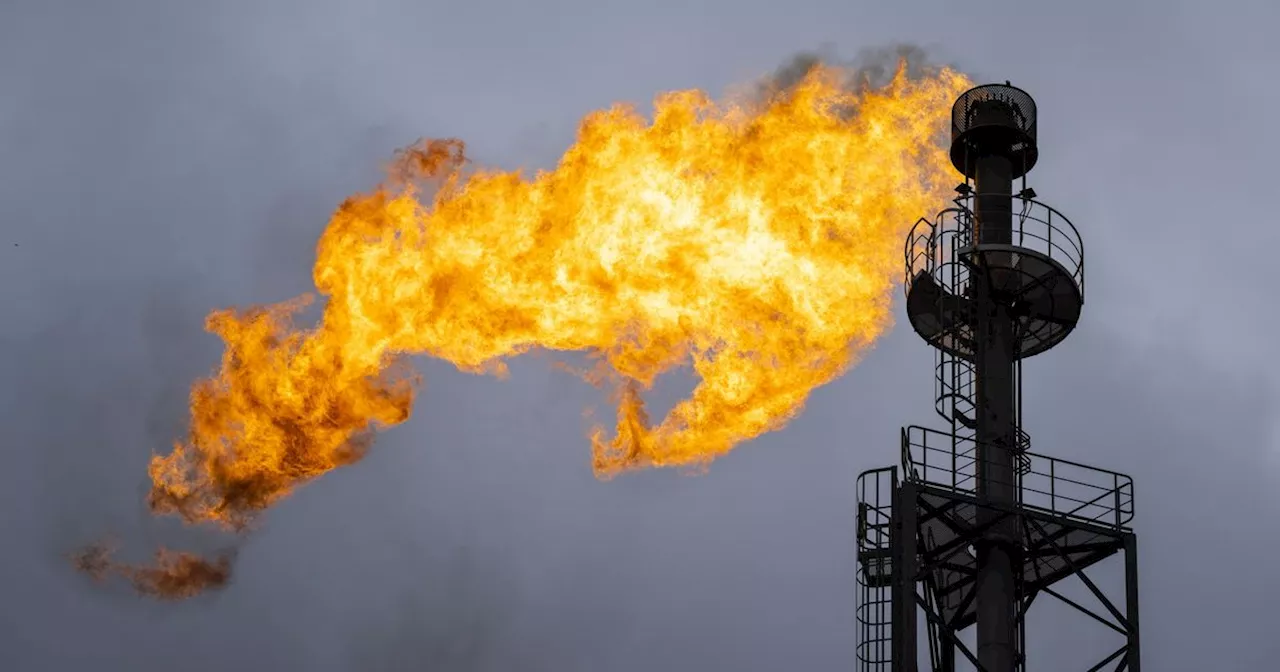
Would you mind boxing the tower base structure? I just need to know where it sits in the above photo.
[856,428,1139,671]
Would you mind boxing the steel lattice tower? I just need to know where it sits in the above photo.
[855,83,1140,671]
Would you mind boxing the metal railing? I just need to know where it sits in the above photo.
[904,206,972,297]
[900,425,1134,530]
[904,193,1086,303]
[856,467,896,571]
[855,467,897,672]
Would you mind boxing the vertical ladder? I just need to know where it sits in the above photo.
[856,469,897,671]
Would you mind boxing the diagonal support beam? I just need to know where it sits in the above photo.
[916,503,1015,581]
[1026,517,1130,632]
[915,591,987,672]
[1085,644,1128,672]
[1040,586,1126,635]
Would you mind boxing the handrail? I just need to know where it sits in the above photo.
[855,466,898,553]
[903,194,1086,302]
[900,425,1134,530]
[854,466,898,671]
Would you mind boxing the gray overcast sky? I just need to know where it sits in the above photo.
[2,0,1278,670]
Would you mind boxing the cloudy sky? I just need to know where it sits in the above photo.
[2,0,1277,670]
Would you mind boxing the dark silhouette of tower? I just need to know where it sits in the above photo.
[855,83,1140,671]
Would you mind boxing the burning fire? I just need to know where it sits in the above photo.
[79,60,971,597]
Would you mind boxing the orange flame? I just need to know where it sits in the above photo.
[78,61,971,596]
[153,62,970,527]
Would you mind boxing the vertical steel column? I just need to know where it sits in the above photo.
[892,481,919,672]
[972,152,1019,672]
[1125,533,1141,671]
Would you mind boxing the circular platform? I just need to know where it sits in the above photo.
[903,194,1084,361]
[906,245,1081,360]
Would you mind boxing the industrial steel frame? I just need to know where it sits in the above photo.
[855,83,1140,671]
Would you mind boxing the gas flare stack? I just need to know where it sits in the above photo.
[855,84,1140,671]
